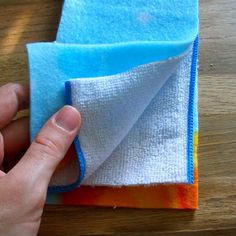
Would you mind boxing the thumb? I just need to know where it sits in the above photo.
[8,105,81,189]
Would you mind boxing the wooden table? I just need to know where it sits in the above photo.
[0,0,235,235]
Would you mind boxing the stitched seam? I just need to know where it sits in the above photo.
[187,36,198,183]
[48,81,86,193]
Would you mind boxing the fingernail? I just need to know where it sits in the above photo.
[54,106,80,132]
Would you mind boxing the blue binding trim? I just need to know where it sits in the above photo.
[48,81,86,193]
[187,36,199,184]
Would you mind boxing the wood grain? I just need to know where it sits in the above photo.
[0,0,236,235]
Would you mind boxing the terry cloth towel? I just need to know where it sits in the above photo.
[27,0,199,208]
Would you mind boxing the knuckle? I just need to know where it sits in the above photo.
[4,83,27,108]
[2,83,20,105]
[34,134,63,158]
[4,83,22,96]
[4,82,19,89]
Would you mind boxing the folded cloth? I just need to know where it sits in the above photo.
[66,48,193,186]
[28,0,199,208]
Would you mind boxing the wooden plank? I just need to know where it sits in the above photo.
[199,75,236,115]
[200,0,236,75]
[0,1,61,85]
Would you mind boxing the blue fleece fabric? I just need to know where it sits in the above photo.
[57,0,198,44]
[29,0,199,140]
[28,0,199,190]
[28,41,192,141]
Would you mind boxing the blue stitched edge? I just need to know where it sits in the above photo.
[187,36,199,184]
[47,81,86,193]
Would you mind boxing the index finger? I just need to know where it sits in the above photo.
[0,83,29,129]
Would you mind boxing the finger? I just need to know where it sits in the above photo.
[0,83,29,129]
[8,106,81,189]
[1,117,30,158]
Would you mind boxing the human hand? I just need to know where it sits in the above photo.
[0,83,81,236]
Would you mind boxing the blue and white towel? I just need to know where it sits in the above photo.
[27,0,199,192]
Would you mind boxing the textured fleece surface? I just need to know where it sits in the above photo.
[57,0,198,44]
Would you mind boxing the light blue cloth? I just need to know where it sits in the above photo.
[28,41,191,140]
[27,0,199,191]
[57,0,198,44]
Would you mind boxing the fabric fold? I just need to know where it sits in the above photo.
[27,0,199,201]
[27,41,193,187]
[66,46,193,186]
[66,52,187,180]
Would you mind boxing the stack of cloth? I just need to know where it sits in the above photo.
[27,0,199,209]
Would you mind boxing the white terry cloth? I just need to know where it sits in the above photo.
[67,47,192,186]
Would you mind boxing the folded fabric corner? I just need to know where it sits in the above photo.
[65,47,194,186]
[28,0,199,209]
